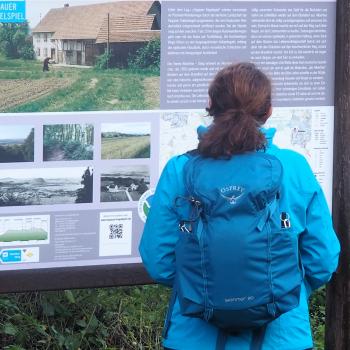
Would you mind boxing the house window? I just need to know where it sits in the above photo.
[44,33,48,42]
[44,48,48,57]
[63,41,68,50]
[36,34,40,43]
[37,48,40,57]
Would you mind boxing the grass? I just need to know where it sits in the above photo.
[102,136,151,159]
[0,55,160,112]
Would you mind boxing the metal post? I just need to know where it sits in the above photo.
[107,12,110,69]
[325,0,350,349]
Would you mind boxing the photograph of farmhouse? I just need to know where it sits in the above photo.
[32,1,160,67]
[0,0,161,113]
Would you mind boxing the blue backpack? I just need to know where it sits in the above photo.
[170,151,303,350]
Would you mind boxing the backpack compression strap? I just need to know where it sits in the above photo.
[251,326,267,350]
[216,330,228,350]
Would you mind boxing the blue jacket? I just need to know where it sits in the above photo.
[139,128,340,350]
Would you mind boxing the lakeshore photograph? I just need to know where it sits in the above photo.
[0,125,34,163]
[0,166,93,206]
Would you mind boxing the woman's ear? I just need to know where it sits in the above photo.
[207,97,212,109]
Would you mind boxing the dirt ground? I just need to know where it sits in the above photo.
[0,78,72,111]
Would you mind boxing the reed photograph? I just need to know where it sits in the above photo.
[101,122,151,159]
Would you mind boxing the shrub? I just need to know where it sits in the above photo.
[20,43,35,60]
[128,37,160,69]
[0,285,169,350]
[63,141,93,160]
[94,51,112,70]
[0,22,34,60]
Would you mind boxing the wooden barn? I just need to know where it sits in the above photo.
[32,1,161,66]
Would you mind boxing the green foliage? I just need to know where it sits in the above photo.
[20,42,35,60]
[43,125,93,161]
[0,23,34,59]
[0,285,329,349]
[63,141,93,160]
[128,38,160,70]
[95,51,112,70]
[0,285,169,350]
[310,288,326,350]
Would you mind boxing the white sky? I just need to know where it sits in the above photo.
[102,164,148,175]
[0,167,91,179]
[26,0,121,28]
[101,122,150,135]
[0,125,33,140]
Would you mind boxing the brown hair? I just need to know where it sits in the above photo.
[198,62,271,158]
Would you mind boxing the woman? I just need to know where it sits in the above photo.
[139,63,340,350]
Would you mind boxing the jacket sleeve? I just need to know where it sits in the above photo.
[139,155,188,287]
[299,178,340,293]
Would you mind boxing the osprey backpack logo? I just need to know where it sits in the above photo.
[219,185,245,205]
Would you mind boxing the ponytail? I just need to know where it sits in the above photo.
[198,109,266,158]
[198,63,271,158]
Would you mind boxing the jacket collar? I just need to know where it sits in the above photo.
[197,125,277,150]
[260,127,276,149]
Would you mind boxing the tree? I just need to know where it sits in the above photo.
[128,37,160,69]
[0,22,34,59]
[76,167,93,203]
[22,128,34,161]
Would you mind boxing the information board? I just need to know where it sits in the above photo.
[0,0,335,292]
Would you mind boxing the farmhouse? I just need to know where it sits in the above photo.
[32,1,161,66]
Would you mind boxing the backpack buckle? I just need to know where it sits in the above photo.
[280,212,291,229]
[179,221,192,233]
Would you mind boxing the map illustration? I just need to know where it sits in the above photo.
[159,110,211,171]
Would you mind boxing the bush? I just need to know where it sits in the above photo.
[20,43,35,60]
[94,51,112,70]
[63,141,93,160]
[0,286,169,350]
[0,22,34,60]
[0,285,329,349]
[128,38,160,69]
[310,288,326,350]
